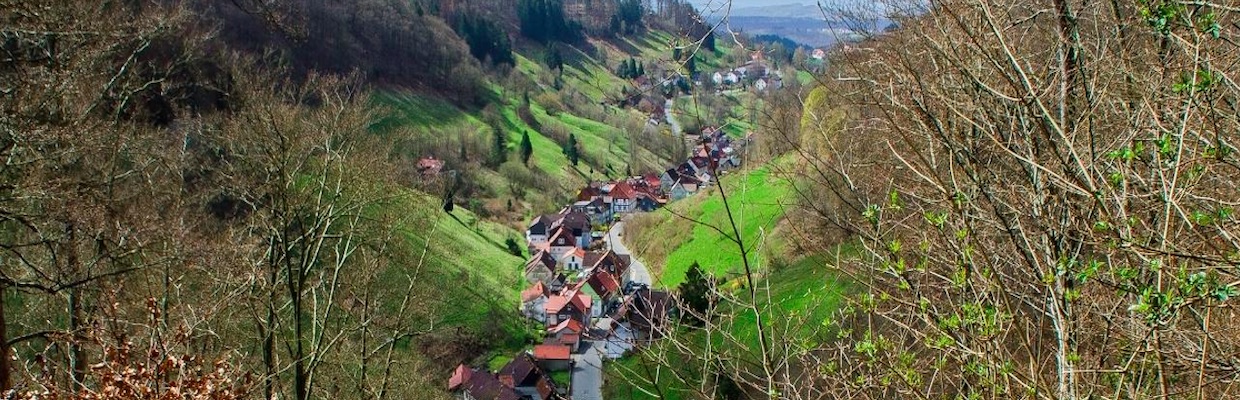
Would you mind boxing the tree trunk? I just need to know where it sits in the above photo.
[68,288,85,390]
[0,284,10,393]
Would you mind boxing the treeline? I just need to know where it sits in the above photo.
[517,0,583,43]
[0,1,527,399]
[202,0,488,105]
[453,12,516,66]
[615,57,646,79]
[610,0,644,35]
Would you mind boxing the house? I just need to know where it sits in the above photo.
[812,48,827,60]
[526,215,554,245]
[546,227,577,259]
[583,250,630,279]
[521,282,549,323]
[711,71,724,86]
[609,181,637,213]
[548,318,586,351]
[659,168,680,194]
[545,288,591,327]
[498,354,559,400]
[585,197,613,225]
[624,288,675,341]
[528,211,592,250]
[585,269,624,315]
[524,251,558,286]
[532,344,572,371]
[724,72,739,84]
[416,156,444,179]
[667,174,702,201]
[755,78,768,91]
[448,364,521,400]
[558,247,585,271]
[633,191,662,212]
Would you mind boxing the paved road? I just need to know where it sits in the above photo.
[664,98,683,136]
[607,221,652,286]
[571,341,605,400]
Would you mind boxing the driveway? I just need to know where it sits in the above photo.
[607,221,652,286]
[571,341,605,400]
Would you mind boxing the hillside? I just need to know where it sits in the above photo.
[606,157,851,399]
[0,0,731,399]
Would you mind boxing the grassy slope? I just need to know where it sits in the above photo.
[365,30,693,372]
[627,158,795,288]
[606,158,852,399]
[386,190,529,338]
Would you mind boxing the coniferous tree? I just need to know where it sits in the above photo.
[519,130,534,165]
[678,262,714,326]
[563,133,580,166]
[490,127,507,167]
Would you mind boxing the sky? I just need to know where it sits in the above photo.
[689,0,823,9]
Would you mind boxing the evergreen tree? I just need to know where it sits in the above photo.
[678,262,714,325]
[519,130,533,165]
[637,61,645,77]
[544,47,563,71]
[490,127,507,167]
[563,133,580,166]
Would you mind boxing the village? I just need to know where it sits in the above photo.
[446,124,745,400]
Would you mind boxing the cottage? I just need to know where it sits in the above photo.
[448,364,521,400]
[558,247,585,271]
[532,344,572,371]
[524,251,558,286]
[545,289,591,327]
[546,227,577,259]
[498,354,559,400]
[711,71,724,86]
[548,318,586,351]
[416,156,444,179]
[755,78,768,91]
[527,211,592,249]
[525,215,554,245]
[609,181,637,213]
[520,282,549,323]
[624,288,675,341]
[583,249,630,280]
[585,269,624,315]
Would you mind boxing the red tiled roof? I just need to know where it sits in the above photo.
[550,318,585,334]
[572,290,592,311]
[557,333,579,344]
[448,364,473,391]
[610,181,637,200]
[521,282,547,302]
[588,270,621,298]
[544,295,570,314]
[533,344,572,360]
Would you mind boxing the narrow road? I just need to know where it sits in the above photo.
[571,341,605,400]
[664,98,683,137]
[607,221,652,286]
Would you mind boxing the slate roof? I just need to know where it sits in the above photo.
[524,251,557,275]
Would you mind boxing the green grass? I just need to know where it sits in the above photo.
[487,354,515,372]
[604,250,853,399]
[380,190,531,348]
[656,159,795,288]
[372,91,476,131]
